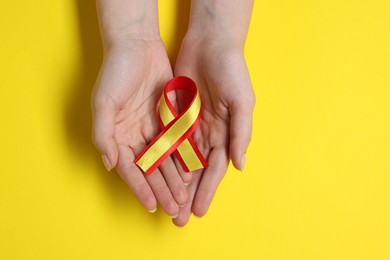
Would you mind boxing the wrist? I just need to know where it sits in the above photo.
[183,29,246,53]
[185,29,245,51]
[97,0,161,50]
[102,31,162,53]
[186,0,253,49]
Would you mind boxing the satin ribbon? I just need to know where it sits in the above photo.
[135,76,208,175]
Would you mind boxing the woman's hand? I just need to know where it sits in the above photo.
[172,0,255,226]
[92,0,190,217]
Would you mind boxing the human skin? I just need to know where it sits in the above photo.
[172,0,255,226]
[92,0,255,224]
[92,0,190,218]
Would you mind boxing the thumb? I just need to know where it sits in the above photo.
[229,98,255,171]
[92,97,119,171]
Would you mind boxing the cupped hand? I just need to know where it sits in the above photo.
[92,38,191,217]
[173,35,255,226]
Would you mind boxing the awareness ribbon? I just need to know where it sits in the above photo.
[135,76,208,175]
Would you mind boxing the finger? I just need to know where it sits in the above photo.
[192,147,229,217]
[145,169,180,218]
[173,155,193,185]
[159,156,188,207]
[92,96,118,171]
[116,144,157,212]
[229,99,255,171]
[172,170,203,227]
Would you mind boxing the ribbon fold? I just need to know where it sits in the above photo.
[135,76,208,175]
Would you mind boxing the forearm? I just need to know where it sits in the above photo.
[187,0,254,48]
[96,0,160,48]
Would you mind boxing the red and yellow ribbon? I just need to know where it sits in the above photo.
[135,76,208,175]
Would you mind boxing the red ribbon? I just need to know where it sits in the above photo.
[135,76,208,175]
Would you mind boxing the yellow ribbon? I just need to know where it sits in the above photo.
[135,76,208,175]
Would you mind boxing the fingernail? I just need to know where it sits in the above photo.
[184,182,190,186]
[102,154,112,171]
[179,203,186,208]
[148,207,157,213]
[240,154,246,172]
[170,213,179,218]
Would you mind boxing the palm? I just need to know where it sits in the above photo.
[108,42,172,155]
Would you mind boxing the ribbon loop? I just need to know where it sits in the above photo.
[135,76,208,175]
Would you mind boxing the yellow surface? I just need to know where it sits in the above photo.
[1,0,389,259]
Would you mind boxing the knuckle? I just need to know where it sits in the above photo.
[163,200,178,215]
[131,183,156,208]
[176,188,188,205]
[131,181,148,195]
[93,95,110,108]
[153,182,169,194]
[91,132,104,149]
[182,172,192,184]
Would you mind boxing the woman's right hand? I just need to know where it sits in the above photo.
[92,0,191,218]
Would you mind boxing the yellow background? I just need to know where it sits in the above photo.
[1,0,390,259]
